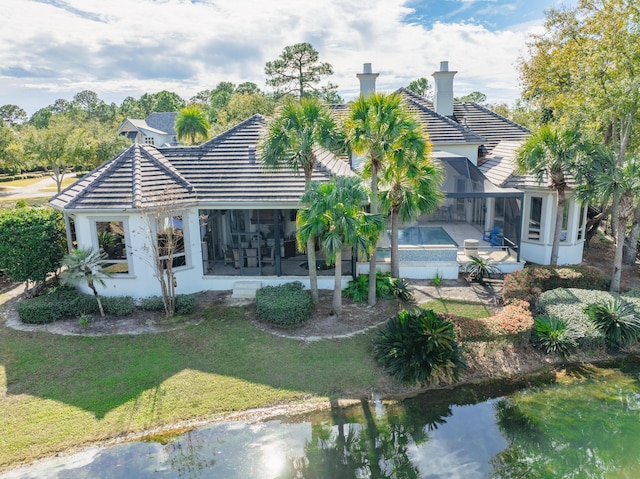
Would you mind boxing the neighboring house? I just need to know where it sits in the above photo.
[117,112,179,147]
[50,62,586,298]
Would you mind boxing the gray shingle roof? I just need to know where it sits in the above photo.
[50,115,352,210]
[451,102,530,157]
[396,88,486,145]
[145,112,178,135]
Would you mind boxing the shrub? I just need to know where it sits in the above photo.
[464,256,499,283]
[344,272,415,304]
[502,266,609,304]
[16,286,134,323]
[536,288,611,348]
[101,296,135,316]
[0,207,66,286]
[175,294,195,315]
[533,315,579,357]
[343,275,368,302]
[373,309,465,385]
[255,282,314,326]
[583,297,640,348]
[445,299,534,342]
[138,296,165,311]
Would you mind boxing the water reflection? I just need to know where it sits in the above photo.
[3,362,640,479]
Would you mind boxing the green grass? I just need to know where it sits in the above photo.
[0,197,50,208]
[0,301,382,469]
[421,298,493,318]
[0,177,44,188]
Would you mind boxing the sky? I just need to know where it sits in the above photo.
[0,0,576,116]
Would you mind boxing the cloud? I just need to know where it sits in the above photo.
[0,0,549,114]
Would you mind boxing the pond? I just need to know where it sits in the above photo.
[3,360,640,478]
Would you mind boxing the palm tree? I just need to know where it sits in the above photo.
[297,176,384,317]
[516,125,587,265]
[380,137,444,278]
[60,248,113,317]
[260,97,343,303]
[345,92,425,305]
[175,106,210,145]
[576,148,640,292]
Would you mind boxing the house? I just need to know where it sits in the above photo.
[117,112,179,147]
[50,62,586,298]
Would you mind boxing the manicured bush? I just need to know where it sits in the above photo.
[444,299,534,342]
[175,294,196,315]
[373,308,465,385]
[583,297,640,348]
[502,266,609,304]
[532,315,579,357]
[101,296,136,316]
[255,282,314,326]
[16,286,135,323]
[138,294,195,315]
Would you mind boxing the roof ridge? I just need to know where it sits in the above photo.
[396,88,486,143]
[460,102,530,134]
[62,145,137,209]
[200,114,265,150]
[138,144,194,193]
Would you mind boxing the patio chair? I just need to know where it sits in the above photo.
[483,226,501,242]
[261,245,275,266]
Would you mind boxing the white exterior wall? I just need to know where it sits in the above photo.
[519,189,585,265]
[71,209,351,298]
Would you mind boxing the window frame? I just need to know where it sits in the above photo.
[155,214,188,270]
[91,218,133,275]
[527,196,543,242]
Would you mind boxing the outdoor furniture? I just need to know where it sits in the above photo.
[483,226,500,241]
[261,246,275,266]
[463,239,479,257]
[245,248,258,267]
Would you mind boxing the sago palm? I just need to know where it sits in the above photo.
[60,248,113,317]
[260,97,343,303]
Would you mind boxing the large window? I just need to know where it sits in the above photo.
[528,197,543,241]
[157,215,186,269]
[96,220,129,274]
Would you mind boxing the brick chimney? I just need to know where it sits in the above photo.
[356,63,379,96]
[432,61,457,117]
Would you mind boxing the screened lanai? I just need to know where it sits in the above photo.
[376,154,524,263]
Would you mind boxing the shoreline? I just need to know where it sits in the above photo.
[2,347,637,475]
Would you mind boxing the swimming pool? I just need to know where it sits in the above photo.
[396,226,458,246]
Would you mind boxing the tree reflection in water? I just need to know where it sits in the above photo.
[275,397,455,478]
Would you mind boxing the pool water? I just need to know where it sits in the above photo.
[397,226,458,246]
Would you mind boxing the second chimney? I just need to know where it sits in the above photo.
[432,61,457,117]
[356,63,379,96]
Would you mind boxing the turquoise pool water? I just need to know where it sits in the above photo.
[397,226,458,246]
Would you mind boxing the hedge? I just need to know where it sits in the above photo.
[16,287,135,324]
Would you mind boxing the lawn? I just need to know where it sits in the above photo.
[421,298,494,318]
[0,300,382,470]
[0,292,499,470]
